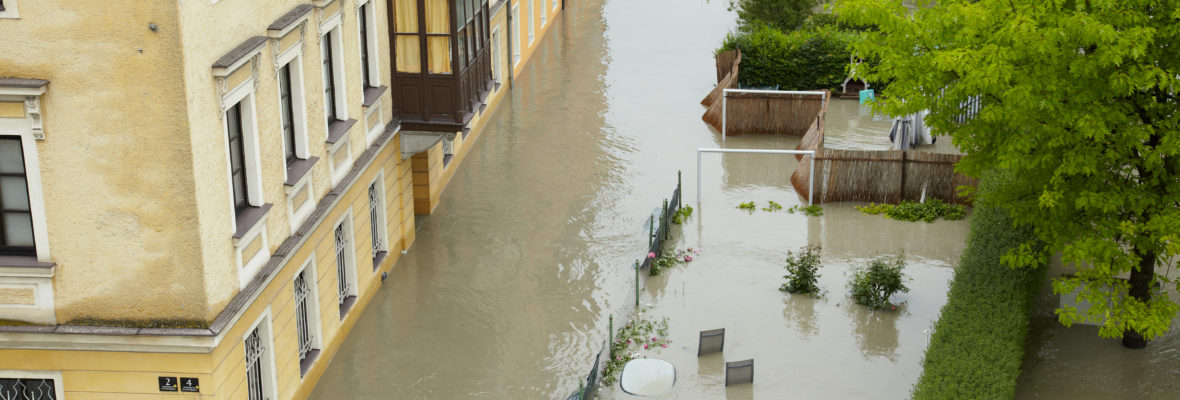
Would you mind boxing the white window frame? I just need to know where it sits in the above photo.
[243,309,279,400]
[321,14,348,126]
[526,0,535,44]
[0,0,20,19]
[540,0,547,26]
[276,49,311,170]
[0,370,65,400]
[512,5,521,66]
[292,257,323,370]
[490,27,502,84]
[356,0,382,89]
[0,92,50,262]
[222,82,265,216]
[333,210,358,316]
[367,173,389,269]
[553,0,559,11]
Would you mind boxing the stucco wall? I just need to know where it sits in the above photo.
[176,0,394,320]
[0,1,210,323]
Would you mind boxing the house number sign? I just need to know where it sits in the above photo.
[158,376,178,392]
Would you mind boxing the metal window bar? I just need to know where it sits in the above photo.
[294,272,313,361]
[245,328,266,400]
[369,184,382,260]
[335,224,351,305]
[0,378,57,400]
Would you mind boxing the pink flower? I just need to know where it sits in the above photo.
[661,344,668,348]
[684,255,693,262]
[687,247,694,252]
[652,337,658,341]
[627,339,631,343]
[644,344,649,349]
[647,252,656,259]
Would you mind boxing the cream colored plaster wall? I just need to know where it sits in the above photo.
[176,0,391,320]
[0,1,211,323]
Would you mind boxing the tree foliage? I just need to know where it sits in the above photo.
[835,0,1180,346]
[729,0,825,32]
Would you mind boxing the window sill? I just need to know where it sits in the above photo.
[233,203,273,240]
[362,85,388,108]
[284,157,319,187]
[338,295,357,319]
[326,118,357,145]
[299,349,321,377]
[372,251,387,271]
[0,255,55,278]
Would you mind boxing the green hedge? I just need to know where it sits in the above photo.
[717,24,856,91]
[911,195,1045,399]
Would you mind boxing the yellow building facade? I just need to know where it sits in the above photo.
[0,0,564,399]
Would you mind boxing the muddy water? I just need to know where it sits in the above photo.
[1015,261,1180,400]
[310,0,972,398]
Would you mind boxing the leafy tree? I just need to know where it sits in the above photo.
[834,0,1180,348]
[729,0,825,32]
[782,244,823,295]
[848,253,910,309]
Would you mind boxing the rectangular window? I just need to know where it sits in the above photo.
[0,137,34,256]
[512,5,521,65]
[0,378,56,400]
[293,266,320,375]
[491,28,501,83]
[553,0,559,11]
[368,181,388,268]
[540,0,546,26]
[359,2,372,88]
[226,104,249,214]
[244,325,270,400]
[526,0,535,43]
[334,220,357,316]
[278,65,297,166]
[322,31,338,125]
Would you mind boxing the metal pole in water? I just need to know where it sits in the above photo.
[722,93,727,142]
[696,149,703,204]
[634,261,640,309]
[809,155,815,206]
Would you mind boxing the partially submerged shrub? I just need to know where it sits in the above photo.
[848,254,910,309]
[856,199,966,222]
[781,244,823,295]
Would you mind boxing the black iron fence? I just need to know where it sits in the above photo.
[566,172,683,400]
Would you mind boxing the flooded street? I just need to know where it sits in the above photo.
[310,0,974,398]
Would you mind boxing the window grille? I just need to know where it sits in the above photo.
[244,328,266,400]
[0,378,57,400]
[335,224,351,304]
[294,272,313,360]
[368,183,382,261]
[279,64,297,166]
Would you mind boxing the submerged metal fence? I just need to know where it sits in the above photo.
[566,173,684,400]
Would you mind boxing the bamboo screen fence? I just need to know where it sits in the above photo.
[701,50,977,204]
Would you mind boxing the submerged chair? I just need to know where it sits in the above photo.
[698,328,725,356]
[725,359,754,386]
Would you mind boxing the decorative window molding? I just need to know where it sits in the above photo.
[0,79,48,140]
[284,162,317,234]
[315,0,345,38]
[0,259,56,325]
[0,80,51,264]
[233,204,271,289]
[213,36,267,118]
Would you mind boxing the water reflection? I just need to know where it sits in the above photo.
[782,293,820,338]
[846,298,904,361]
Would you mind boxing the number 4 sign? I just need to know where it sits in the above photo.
[181,377,201,393]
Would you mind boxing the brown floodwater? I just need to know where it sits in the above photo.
[1015,259,1180,400]
[309,0,976,398]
